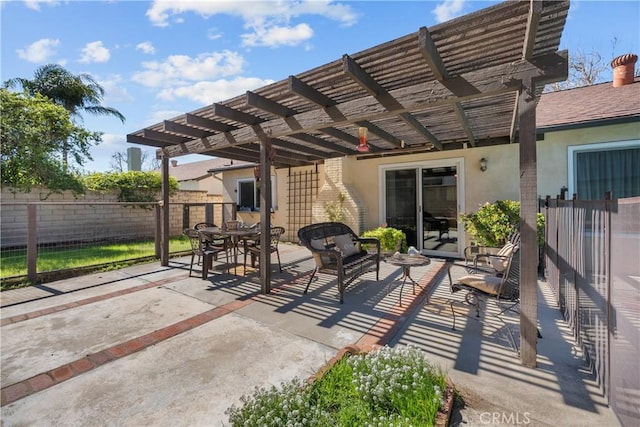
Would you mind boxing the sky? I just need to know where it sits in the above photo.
[2,0,639,173]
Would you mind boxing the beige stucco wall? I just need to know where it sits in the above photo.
[537,122,639,199]
[178,175,223,195]
[220,167,290,229]
[218,121,639,252]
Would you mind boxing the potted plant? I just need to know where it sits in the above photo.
[361,225,407,255]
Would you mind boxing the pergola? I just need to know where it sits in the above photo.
[127,0,570,366]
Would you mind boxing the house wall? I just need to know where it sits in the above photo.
[218,121,639,252]
[537,122,640,198]
[177,175,223,195]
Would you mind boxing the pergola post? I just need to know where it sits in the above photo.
[258,134,272,294]
[160,151,170,266]
[518,76,539,367]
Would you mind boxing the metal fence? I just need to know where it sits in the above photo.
[544,196,639,427]
[0,201,236,286]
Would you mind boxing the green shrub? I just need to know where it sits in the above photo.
[459,200,544,246]
[83,171,178,203]
[361,226,407,252]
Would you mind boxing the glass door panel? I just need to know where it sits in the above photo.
[385,169,417,247]
[421,166,458,256]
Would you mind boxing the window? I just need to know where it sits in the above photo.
[568,140,640,200]
[236,177,276,211]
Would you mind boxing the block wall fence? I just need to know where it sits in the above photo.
[0,187,221,249]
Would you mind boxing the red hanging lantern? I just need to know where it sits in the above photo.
[356,126,370,153]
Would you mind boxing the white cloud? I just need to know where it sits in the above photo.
[157,77,275,104]
[98,75,134,104]
[136,41,156,55]
[146,109,184,127]
[242,23,313,48]
[207,28,222,41]
[16,38,60,63]
[132,50,245,88]
[433,0,466,24]
[23,0,60,11]
[146,0,356,47]
[79,41,110,63]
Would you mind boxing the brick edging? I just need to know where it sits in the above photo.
[356,261,449,348]
[1,276,179,326]
[1,292,252,407]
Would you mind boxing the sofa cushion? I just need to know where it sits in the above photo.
[310,238,331,266]
[333,234,359,258]
[458,274,503,296]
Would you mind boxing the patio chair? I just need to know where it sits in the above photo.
[447,246,520,330]
[243,226,285,275]
[194,222,232,261]
[463,230,520,275]
[184,228,229,279]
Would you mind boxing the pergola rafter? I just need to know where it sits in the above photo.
[128,0,570,367]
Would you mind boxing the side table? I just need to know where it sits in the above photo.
[385,254,431,306]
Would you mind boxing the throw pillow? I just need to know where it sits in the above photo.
[333,234,359,258]
[490,242,515,272]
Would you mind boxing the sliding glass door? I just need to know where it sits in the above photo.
[382,159,462,258]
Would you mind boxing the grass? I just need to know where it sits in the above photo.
[225,345,449,427]
[0,236,191,279]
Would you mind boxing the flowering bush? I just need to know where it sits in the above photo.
[226,345,448,426]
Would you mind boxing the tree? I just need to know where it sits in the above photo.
[0,89,101,194]
[3,64,125,170]
[545,40,639,92]
[545,48,609,92]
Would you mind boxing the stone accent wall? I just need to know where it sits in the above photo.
[0,187,221,249]
[312,157,366,233]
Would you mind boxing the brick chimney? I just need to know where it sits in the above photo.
[611,53,637,87]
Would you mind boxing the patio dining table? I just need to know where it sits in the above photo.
[199,227,259,275]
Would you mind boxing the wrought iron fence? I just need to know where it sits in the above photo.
[0,201,236,287]
[544,195,639,427]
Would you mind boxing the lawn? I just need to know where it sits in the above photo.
[0,236,191,278]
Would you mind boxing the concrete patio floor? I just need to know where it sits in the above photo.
[1,243,618,426]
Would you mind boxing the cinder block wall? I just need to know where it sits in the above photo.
[0,187,221,248]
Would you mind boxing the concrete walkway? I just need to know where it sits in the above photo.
[1,244,618,426]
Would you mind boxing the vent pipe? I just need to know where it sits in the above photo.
[611,53,637,87]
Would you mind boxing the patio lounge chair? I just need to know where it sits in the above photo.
[463,230,520,275]
[447,246,520,330]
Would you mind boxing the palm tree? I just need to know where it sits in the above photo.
[4,64,125,170]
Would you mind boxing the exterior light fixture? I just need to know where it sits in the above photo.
[479,157,488,172]
[356,127,370,153]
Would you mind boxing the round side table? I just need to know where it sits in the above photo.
[385,254,431,306]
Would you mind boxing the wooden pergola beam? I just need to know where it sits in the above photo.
[419,26,476,147]
[159,51,567,158]
[185,113,237,132]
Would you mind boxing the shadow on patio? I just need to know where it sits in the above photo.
[0,243,617,426]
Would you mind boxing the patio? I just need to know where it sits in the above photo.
[0,243,617,426]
